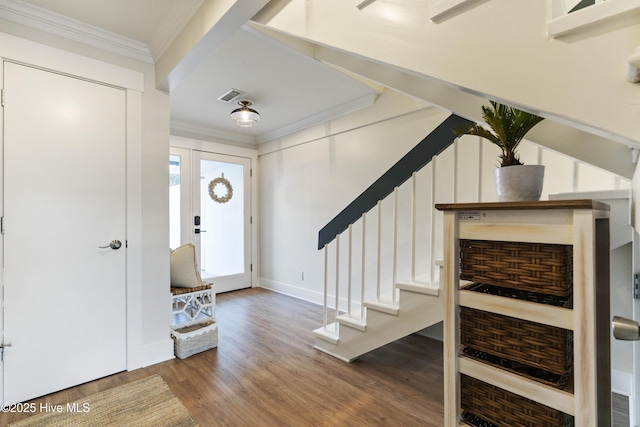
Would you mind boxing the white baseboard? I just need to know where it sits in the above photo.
[258,278,324,305]
[140,339,175,367]
[258,278,362,312]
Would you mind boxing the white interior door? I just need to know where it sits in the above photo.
[192,151,252,293]
[2,62,126,403]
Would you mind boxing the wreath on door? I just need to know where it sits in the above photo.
[208,173,233,203]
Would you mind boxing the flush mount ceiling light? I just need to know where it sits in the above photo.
[230,100,260,127]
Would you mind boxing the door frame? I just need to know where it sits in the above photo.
[0,34,144,403]
[170,135,259,291]
[192,151,252,292]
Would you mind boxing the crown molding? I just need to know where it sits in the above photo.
[170,119,259,146]
[256,93,379,143]
[0,0,153,63]
[172,93,379,146]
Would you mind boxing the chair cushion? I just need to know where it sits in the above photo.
[170,243,203,288]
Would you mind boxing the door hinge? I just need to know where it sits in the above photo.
[250,168,253,177]
[250,216,253,225]
[250,263,253,272]
[1,342,11,362]
[634,274,640,299]
[1,216,5,234]
[1,88,4,107]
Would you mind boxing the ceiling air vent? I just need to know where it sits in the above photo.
[217,88,244,103]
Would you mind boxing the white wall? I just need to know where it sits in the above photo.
[258,90,447,301]
[259,88,630,305]
[140,77,172,365]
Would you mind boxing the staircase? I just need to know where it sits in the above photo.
[313,115,470,361]
[312,112,631,362]
[313,271,444,362]
[312,175,447,361]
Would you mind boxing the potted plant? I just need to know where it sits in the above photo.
[455,101,545,202]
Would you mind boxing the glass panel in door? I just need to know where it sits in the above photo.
[193,151,251,293]
[169,146,191,250]
[169,154,181,249]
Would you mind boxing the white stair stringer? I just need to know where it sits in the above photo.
[313,285,443,362]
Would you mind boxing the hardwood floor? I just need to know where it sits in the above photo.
[1,287,444,426]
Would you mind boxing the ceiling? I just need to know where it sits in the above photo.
[14,0,380,146]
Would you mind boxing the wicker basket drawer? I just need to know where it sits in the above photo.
[461,375,574,427]
[172,320,218,359]
[459,240,573,297]
[460,307,572,386]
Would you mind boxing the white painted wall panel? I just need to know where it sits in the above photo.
[259,90,630,308]
[259,93,451,301]
[541,147,576,198]
[455,136,481,203]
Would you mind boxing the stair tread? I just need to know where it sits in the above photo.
[363,299,400,315]
[396,281,439,296]
[313,324,339,344]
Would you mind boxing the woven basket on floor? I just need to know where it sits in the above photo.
[461,375,574,427]
[459,240,573,297]
[172,319,218,359]
[460,307,573,387]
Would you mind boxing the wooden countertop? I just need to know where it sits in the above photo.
[435,199,609,211]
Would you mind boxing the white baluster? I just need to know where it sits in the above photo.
[392,186,398,306]
[376,200,382,302]
[477,137,483,202]
[335,234,340,334]
[453,137,458,202]
[323,243,328,331]
[347,224,352,318]
[430,155,437,287]
[361,212,366,320]
[411,172,417,283]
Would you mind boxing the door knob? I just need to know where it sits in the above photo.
[612,316,640,341]
[99,240,122,250]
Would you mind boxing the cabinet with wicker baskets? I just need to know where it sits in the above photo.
[436,200,611,427]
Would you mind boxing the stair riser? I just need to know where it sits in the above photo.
[314,292,443,360]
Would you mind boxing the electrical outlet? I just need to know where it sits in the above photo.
[299,271,305,281]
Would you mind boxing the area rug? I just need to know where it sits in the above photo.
[10,375,198,427]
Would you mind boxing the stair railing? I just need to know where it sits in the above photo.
[317,115,472,336]
[316,121,630,341]
[319,157,443,333]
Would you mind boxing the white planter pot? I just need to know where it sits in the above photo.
[494,165,545,202]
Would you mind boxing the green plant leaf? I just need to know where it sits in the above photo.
[454,101,544,167]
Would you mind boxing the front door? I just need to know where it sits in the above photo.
[192,151,252,293]
[2,62,127,403]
